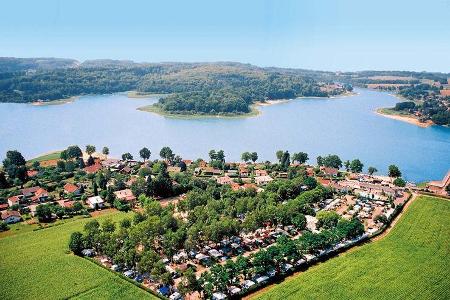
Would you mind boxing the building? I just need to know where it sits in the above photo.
[87,196,105,209]
[31,188,49,203]
[255,169,268,177]
[167,166,182,173]
[1,210,22,224]
[64,183,82,195]
[255,175,273,186]
[7,195,23,207]
[216,176,234,185]
[114,189,136,202]
[427,170,450,196]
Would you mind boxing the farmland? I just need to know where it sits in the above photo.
[0,210,155,300]
[254,195,450,300]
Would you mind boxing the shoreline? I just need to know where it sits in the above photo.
[138,91,357,119]
[375,108,433,128]
[137,104,261,119]
[31,96,78,106]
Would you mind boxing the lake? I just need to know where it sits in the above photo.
[0,88,449,182]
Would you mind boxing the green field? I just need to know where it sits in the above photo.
[0,211,156,300]
[256,195,450,300]
[27,151,62,163]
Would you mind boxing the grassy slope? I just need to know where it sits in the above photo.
[27,151,62,163]
[0,211,156,300]
[256,196,450,300]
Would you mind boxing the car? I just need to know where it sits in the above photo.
[134,274,144,282]
[169,292,182,300]
[123,270,134,278]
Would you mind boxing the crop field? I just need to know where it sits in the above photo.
[0,210,155,300]
[255,195,450,300]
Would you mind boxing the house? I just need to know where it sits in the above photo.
[277,172,288,179]
[255,175,273,186]
[7,195,23,207]
[87,196,105,209]
[64,183,82,195]
[217,176,234,185]
[427,170,450,196]
[101,158,120,168]
[321,167,339,177]
[57,200,75,208]
[255,169,268,177]
[1,210,22,224]
[182,159,192,166]
[27,170,38,177]
[84,163,102,174]
[21,186,40,198]
[201,167,221,176]
[239,167,250,178]
[31,188,49,203]
[167,166,182,173]
[114,189,136,202]
[120,166,133,174]
[0,203,8,211]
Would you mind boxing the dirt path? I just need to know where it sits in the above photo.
[244,193,419,300]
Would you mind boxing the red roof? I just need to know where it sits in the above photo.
[8,195,21,204]
[84,163,102,174]
[27,170,38,177]
[0,204,9,210]
[1,210,21,220]
[64,183,80,193]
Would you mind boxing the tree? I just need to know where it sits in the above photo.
[316,156,323,166]
[216,150,225,163]
[322,154,342,169]
[60,150,68,161]
[102,218,116,233]
[3,150,26,167]
[86,145,96,156]
[316,211,341,229]
[368,166,378,175]
[292,152,308,164]
[241,152,251,162]
[32,160,40,170]
[160,146,174,161]
[280,151,290,169]
[102,146,110,158]
[66,145,82,159]
[122,152,133,161]
[35,203,53,222]
[68,232,84,255]
[139,147,151,161]
[250,152,258,163]
[276,150,284,162]
[93,181,98,196]
[344,160,351,171]
[350,159,364,173]
[393,177,406,187]
[208,150,217,161]
[0,172,8,189]
[388,165,402,178]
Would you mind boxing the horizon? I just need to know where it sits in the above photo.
[1,0,449,72]
[2,56,450,74]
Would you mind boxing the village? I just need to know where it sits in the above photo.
[0,147,449,299]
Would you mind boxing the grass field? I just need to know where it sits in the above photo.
[0,210,156,300]
[27,151,62,163]
[255,195,450,300]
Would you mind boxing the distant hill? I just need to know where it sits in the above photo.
[0,57,79,73]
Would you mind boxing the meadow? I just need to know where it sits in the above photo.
[255,195,450,300]
[0,210,155,300]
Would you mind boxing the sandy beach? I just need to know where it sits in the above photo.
[375,109,433,128]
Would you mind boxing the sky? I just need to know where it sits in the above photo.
[0,0,449,72]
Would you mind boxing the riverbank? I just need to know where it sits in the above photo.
[126,91,169,98]
[375,108,433,128]
[137,103,260,119]
[31,96,78,106]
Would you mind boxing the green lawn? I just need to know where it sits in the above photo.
[256,195,450,300]
[0,211,156,300]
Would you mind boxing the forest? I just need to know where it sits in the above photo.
[0,59,344,115]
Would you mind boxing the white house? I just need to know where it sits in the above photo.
[87,196,104,209]
[255,175,273,186]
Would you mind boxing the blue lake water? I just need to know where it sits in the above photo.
[0,88,449,182]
